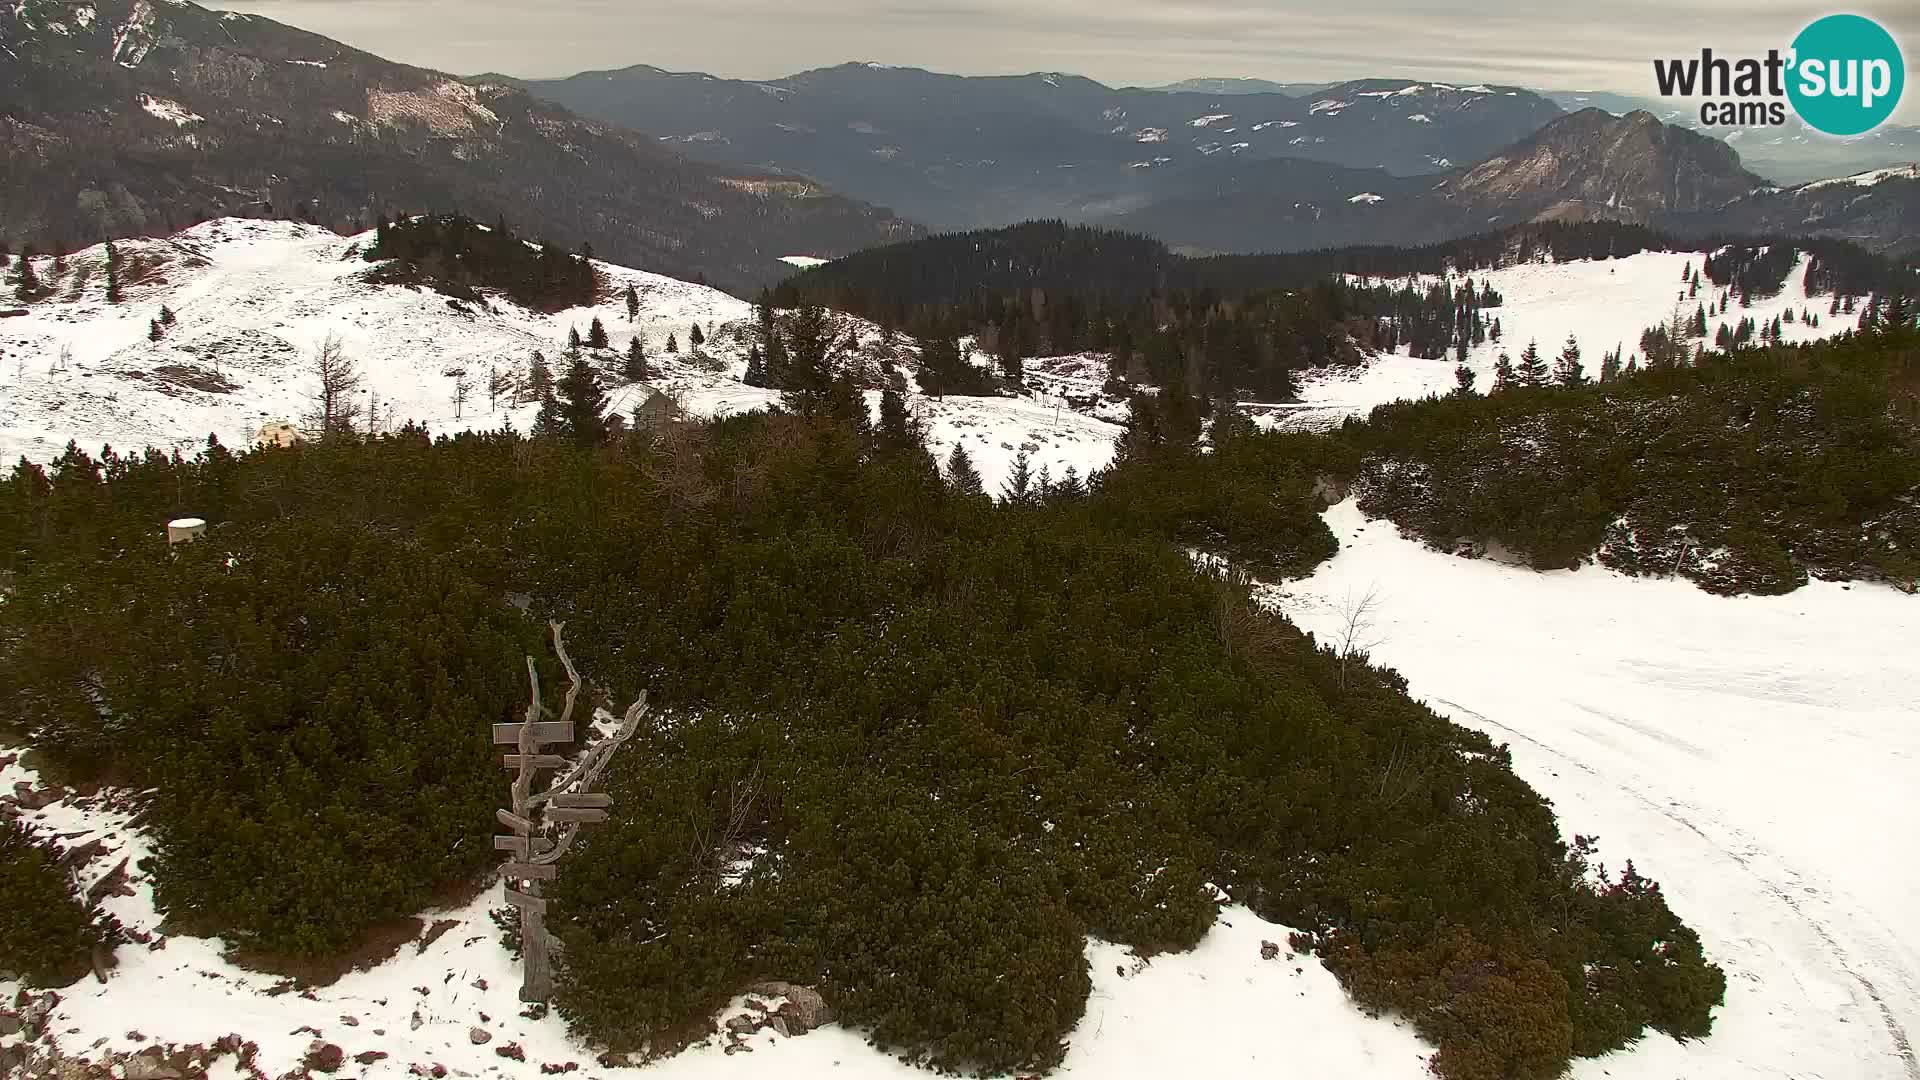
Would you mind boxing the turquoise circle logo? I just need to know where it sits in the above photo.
[1787,14,1905,136]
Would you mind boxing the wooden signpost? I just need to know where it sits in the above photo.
[495,620,648,1002]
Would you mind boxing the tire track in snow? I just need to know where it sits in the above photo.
[1432,696,1920,1080]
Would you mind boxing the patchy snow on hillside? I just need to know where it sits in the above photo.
[138,94,203,126]
[1269,501,1920,1080]
[1263,250,1855,431]
[0,219,1115,498]
[778,255,828,268]
[1796,162,1920,191]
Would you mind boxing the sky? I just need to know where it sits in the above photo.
[221,0,1919,122]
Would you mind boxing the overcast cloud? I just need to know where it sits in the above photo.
[219,0,1919,122]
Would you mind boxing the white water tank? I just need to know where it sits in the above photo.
[167,517,208,545]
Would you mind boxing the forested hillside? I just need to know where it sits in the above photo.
[1343,322,1920,594]
[778,220,1915,404]
[0,396,1722,1080]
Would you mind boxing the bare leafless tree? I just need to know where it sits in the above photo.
[302,333,363,440]
[1336,584,1386,689]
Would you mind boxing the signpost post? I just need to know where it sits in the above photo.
[495,620,647,1002]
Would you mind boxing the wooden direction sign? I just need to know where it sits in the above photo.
[501,862,558,881]
[493,722,575,745]
[494,834,556,856]
[504,888,548,914]
[496,621,648,1003]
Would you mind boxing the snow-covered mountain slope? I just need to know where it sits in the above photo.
[0,219,1118,495]
[1255,248,1859,430]
[1272,501,1920,1080]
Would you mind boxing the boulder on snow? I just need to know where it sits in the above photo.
[746,981,833,1032]
[467,1027,492,1045]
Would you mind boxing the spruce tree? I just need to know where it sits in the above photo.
[665,333,679,354]
[159,304,175,326]
[14,248,40,303]
[743,346,768,388]
[689,323,705,349]
[1001,447,1035,504]
[148,318,163,342]
[547,357,610,445]
[1454,363,1476,396]
[1553,335,1585,387]
[587,317,609,350]
[1516,340,1548,387]
[1600,347,1623,382]
[945,442,984,497]
[569,326,583,351]
[876,385,919,453]
[624,335,648,382]
[1492,352,1515,392]
[624,284,639,323]
[104,241,122,305]
[528,350,554,401]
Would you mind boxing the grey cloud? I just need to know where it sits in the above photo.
[219,0,1919,121]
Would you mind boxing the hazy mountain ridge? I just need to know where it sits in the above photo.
[1096,109,1920,255]
[0,0,920,291]
[515,63,1563,227]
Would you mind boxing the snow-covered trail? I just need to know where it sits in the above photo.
[1272,501,1920,1080]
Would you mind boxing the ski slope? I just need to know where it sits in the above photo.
[0,220,1118,496]
[1260,249,1860,431]
[1270,502,1920,1080]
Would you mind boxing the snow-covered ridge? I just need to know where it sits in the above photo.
[1794,162,1920,192]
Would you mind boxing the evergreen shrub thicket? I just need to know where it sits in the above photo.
[1343,326,1920,594]
[365,214,601,312]
[0,405,1725,1080]
[0,814,119,986]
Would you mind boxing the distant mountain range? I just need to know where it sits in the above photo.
[514,64,1561,228]
[1543,90,1920,185]
[1098,110,1920,256]
[0,0,918,291]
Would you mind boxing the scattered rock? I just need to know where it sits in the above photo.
[85,859,134,907]
[747,981,833,1032]
[1260,940,1279,961]
[494,1042,526,1062]
[417,919,461,954]
[409,1010,423,1031]
[302,1041,345,1074]
[0,1012,21,1037]
[469,977,488,992]
[337,1015,359,1028]
[467,1027,492,1046]
[58,838,109,871]
[354,1051,389,1065]
[124,1047,184,1080]
[538,1063,579,1075]
[12,781,67,810]
[722,1015,759,1036]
